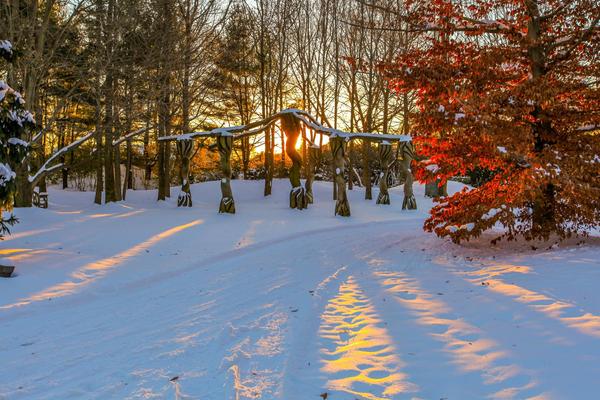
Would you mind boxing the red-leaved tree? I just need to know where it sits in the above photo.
[384,0,599,243]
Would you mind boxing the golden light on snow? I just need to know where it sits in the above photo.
[456,261,600,339]
[0,248,32,256]
[0,248,58,263]
[0,219,203,310]
[374,270,540,399]
[319,276,418,400]
[0,228,59,241]
[88,213,117,218]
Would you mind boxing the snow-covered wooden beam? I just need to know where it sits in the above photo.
[29,130,95,186]
[157,109,412,143]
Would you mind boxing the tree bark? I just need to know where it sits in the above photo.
[527,1,556,235]
[263,127,273,196]
[15,163,33,207]
[176,139,193,207]
[305,145,317,204]
[400,142,417,210]
[331,137,350,216]
[281,114,307,210]
[376,142,392,205]
[217,135,235,213]
[122,139,132,200]
[362,140,372,200]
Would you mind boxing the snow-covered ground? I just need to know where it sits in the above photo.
[1,179,599,400]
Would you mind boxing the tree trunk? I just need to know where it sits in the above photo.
[113,142,122,201]
[122,139,132,200]
[94,126,104,204]
[14,162,33,207]
[143,127,152,182]
[164,141,171,197]
[157,140,167,201]
[527,3,556,235]
[62,166,68,189]
[376,142,392,205]
[362,141,372,200]
[263,127,273,196]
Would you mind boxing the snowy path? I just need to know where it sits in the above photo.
[1,180,599,399]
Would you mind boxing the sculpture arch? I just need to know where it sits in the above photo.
[154,109,416,216]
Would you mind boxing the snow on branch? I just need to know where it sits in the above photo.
[29,130,95,185]
[158,109,412,144]
[0,40,13,59]
[292,110,411,142]
[577,124,599,132]
[112,126,154,146]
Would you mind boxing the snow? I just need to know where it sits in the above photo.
[482,208,501,220]
[1,179,600,399]
[0,40,12,54]
[7,137,28,147]
[577,124,599,132]
[0,82,7,102]
[0,162,15,187]
[28,130,95,184]
[555,35,572,45]
[425,163,439,173]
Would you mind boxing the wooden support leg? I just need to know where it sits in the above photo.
[217,135,235,213]
[281,114,307,210]
[176,139,194,207]
[400,141,417,210]
[331,137,350,216]
[376,141,392,205]
[305,145,318,204]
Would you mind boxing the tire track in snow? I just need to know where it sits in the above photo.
[0,219,203,311]
[112,218,418,297]
[452,260,600,340]
[371,269,543,399]
[318,275,418,400]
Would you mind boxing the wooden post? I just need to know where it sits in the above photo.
[122,139,133,200]
[377,141,392,205]
[331,137,350,216]
[176,139,194,207]
[400,141,417,210]
[305,144,318,204]
[281,114,307,210]
[217,135,235,213]
[332,162,337,201]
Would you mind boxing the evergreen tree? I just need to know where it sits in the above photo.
[0,40,34,238]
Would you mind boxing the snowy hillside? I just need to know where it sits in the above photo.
[1,180,599,400]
